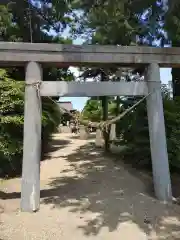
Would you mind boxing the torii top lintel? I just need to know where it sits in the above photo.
[0,41,180,67]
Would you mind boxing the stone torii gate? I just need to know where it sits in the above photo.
[0,42,176,212]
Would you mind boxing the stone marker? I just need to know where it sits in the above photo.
[95,129,104,147]
[79,125,88,139]
[110,124,116,141]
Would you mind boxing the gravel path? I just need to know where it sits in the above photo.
[0,133,180,240]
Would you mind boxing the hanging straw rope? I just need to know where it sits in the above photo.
[45,89,154,130]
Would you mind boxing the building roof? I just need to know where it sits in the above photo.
[57,101,73,113]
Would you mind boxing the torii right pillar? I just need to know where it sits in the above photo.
[146,63,172,202]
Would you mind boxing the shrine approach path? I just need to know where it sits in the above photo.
[0,132,180,240]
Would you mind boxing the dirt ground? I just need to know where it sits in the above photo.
[0,133,180,240]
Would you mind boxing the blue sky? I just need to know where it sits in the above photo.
[60,38,172,111]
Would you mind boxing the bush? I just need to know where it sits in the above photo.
[118,93,180,171]
[0,70,61,177]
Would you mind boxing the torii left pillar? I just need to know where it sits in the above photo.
[21,62,42,212]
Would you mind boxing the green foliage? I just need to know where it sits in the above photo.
[118,93,180,171]
[164,97,180,169]
[83,88,180,172]
[0,70,61,177]
[1,0,180,178]
[75,0,140,45]
[82,99,102,122]
[76,0,180,173]
[0,4,13,40]
[82,98,118,121]
[0,1,74,178]
[41,97,61,143]
[0,2,75,81]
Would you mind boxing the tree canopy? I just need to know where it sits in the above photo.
[0,0,75,176]
[1,0,180,176]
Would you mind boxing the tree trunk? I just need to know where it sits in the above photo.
[102,96,110,152]
[115,96,120,138]
[101,71,110,152]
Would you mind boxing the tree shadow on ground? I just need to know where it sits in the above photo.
[1,141,180,239]
[44,139,71,153]
[0,204,4,214]
[69,133,96,140]
[41,142,180,239]
[0,191,20,200]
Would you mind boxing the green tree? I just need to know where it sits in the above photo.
[119,87,180,171]
[76,0,180,171]
[0,69,61,177]
[0,1,74,82]
[82,99,102,122]
[0,0,76,177]
[74,0,143,151]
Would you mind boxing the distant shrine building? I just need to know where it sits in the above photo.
[57,101,77,126]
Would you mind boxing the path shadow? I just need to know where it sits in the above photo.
[0,191,20,200]
[69,133,96,140]
[43,138,71,157]
[1,142,180,239]
[40,142,180,238]
[109,144,180,199]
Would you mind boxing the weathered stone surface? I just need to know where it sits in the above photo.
[95,129,104,147]
[59,126,71,133]
[21,62,42,212]
[79,126,88,140]
[40,81,148,97]
[110,124,116,141]
[1,41,180,67]
[146,63,172,202]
